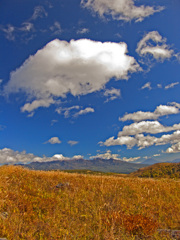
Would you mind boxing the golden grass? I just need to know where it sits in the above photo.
[0,165,179,239]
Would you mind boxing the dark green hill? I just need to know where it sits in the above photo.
[130,162,180,178]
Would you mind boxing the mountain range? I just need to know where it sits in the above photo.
[22,158,148,174]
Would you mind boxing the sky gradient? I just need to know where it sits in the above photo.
[0,0,180,164]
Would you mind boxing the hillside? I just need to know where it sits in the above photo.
[23,158,147,174]
[130,162,180,178]
[0,165,180,240]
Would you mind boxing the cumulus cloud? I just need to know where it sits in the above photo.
[4,39,139,112]
[104,87,121,102]
[102,103,180,151]
[102,130,180,150]
[81,0,164,22]
[68,140,79,146]
[0,148,85,164]
[45,137,62,144]
[136,31,174,60]
[165,82,179,90]
[0,148,35,164]
[118,121,180,136]
[141,82,152,90]
[119,102,180,122]
[166,142,180,153]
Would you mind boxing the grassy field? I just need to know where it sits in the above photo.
[0,165,180,239]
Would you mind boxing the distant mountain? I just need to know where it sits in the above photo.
[22,158,148,174]
[130,162,180,178]
[141,158,160,165]
[172,158,180,163]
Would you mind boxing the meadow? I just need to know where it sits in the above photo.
[0,165,179,239]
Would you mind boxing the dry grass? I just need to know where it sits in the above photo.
[0,165,179,239]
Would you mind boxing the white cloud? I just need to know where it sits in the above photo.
[165,82,179,90]
[74,107,95,117]
[90,150,121,160]
[53,154,69,160]
[21,98,55,113]
[166,142,180,153]
[72,155,84,159]
[104,87,121,102]
[119,102,180,122]
[136,31,174,60]
[0,148,35,164]
[118,121,180,137]
[102,103,180,151]
[50,21,62,35]
[4,38,139,111]
[68,140,79,146]
[56,106,80,118]
[77,28,90,34]
[122,156,140,162]
[141,82,152,90]
[81,0,164,22]
[157,84,162,88]
[46,137,62,144]
[30,6,48,20]
[0,148,86,164]
[102,130,180,149]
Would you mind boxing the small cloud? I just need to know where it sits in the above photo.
[136,31,174,61]
[51,119,58,126]
[77,28,90,34]
[104,88,121,102]
[122,156,140,162]
[166,142,180,153]
[81,0,164,22]
[21,98,55,115]
[68,140,79,146]
[50,21,62,35]
[165,82,179,90]
[30,6,48,20]
[157,84,162,88]
[141,82,152,90]
[74,107,95,117]
[45,137,62,144]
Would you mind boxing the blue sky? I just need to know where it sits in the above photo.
[0,0,180,164]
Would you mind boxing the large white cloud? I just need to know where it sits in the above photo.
[81,0,164,22]
[119,121,180,136]
[136,31,174,60]
[102,130,180,150]
[4,38,140,112]
[0,148,85,164]
[119,103,180,122]
[102,102,180,152]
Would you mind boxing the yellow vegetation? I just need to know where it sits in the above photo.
[0,165,179,239]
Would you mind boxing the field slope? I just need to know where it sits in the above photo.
[130,162,180,178]
[0,165,180,239]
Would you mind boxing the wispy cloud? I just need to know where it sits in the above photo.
[104,88,121,102]
[81,0,164,22]
[141,82,152,90]
[165,82,179,90]
[136,31,174,61]
[119,102,180,122]
[68,140,79,146]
